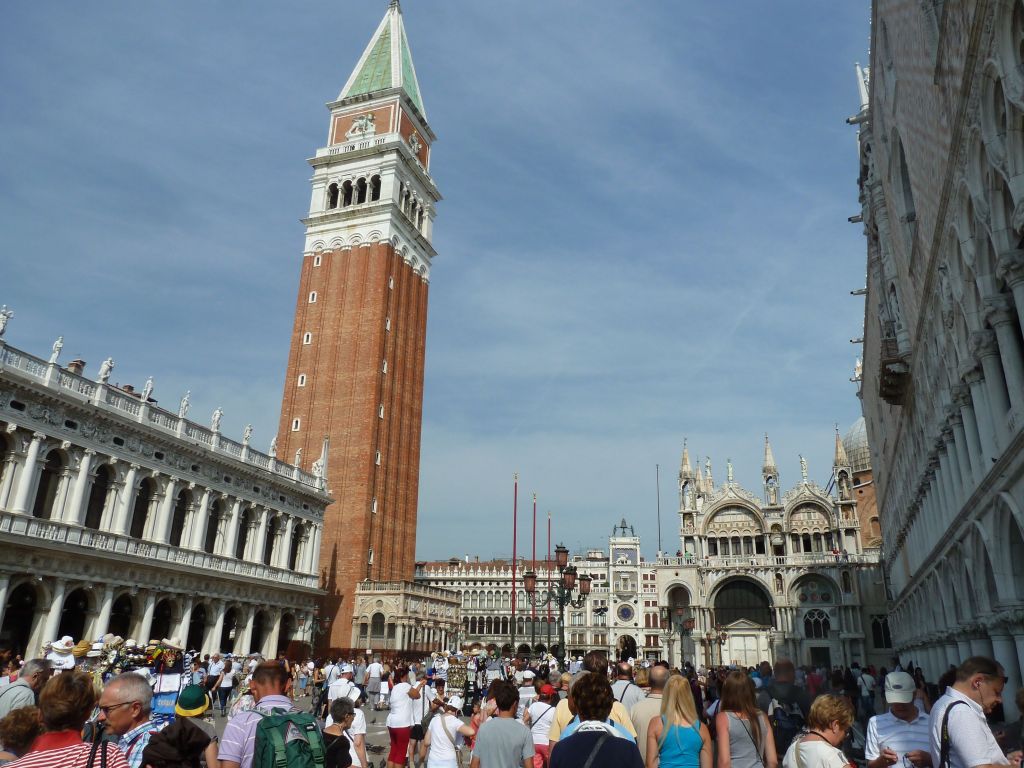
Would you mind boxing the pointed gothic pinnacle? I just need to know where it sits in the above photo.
[834,424,850,467]
[763,433,777,474]
[680,439,693,477]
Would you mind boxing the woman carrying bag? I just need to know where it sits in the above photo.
[715,671,777,768]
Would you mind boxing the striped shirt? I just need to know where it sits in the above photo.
[218,694,297,768]
[117,720,162,768]
[865,710,931,761]
[6,731,129,768]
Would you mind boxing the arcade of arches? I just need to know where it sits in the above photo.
[0,566,315,660]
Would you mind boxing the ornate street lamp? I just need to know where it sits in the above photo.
[524,543,591,669]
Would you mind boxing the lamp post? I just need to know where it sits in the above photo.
[523,543,591,668]
[660,607,696,666]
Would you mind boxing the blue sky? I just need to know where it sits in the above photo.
[0,2,870,561]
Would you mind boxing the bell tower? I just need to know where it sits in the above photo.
[277,0,441,649]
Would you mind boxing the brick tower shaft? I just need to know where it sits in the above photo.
[277,2,439,650]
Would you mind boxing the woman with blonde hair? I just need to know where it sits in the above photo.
[781,694,854,768]
[646,675,712,768]
[715,671,777,768]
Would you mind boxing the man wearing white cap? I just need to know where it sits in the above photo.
[866,671,933,768]
[328,663,360,705]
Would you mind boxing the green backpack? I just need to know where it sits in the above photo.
[252,708,326,768]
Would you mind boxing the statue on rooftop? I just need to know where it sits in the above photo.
[49,336,63,365]
[141,377,154,402]
[800,454,809,482]
[269,435,278,458]
[98,357,114,383]
[178,391,191,418]
[294,447,302,467]
[243,424,253,445]
[0,305,11,337]
[211,407,223,432]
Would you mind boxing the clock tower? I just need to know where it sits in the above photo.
[277,0,440,649]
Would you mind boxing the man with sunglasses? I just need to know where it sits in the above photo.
[98,673,162,768]
[929,657,1020,768]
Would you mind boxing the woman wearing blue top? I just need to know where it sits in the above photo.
[646,675,713,768]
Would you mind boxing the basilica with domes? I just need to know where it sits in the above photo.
[650,425,889,670]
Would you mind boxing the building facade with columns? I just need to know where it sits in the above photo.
[0,337,329,659]
[417,429,889,670]
[349,579,460,654]
[854,0,1024,714]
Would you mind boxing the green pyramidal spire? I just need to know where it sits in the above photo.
[339,1,426,118]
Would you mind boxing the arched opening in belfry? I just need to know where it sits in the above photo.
[356,177,368,204]
[342,180,354,207]
[327,183,339,209]
[370,175,381,201]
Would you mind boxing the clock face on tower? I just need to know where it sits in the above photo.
[617,604,635,623]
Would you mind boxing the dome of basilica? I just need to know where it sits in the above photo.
[843,417,871,473]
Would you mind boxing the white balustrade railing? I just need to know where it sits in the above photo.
[656,552,880,568]
[0,510,319,589]
[0,340,323,492]
[105,388,141,416]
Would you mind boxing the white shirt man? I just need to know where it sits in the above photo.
[328,664,360,704]
[866,672,933,768]
[929,659,1010,768]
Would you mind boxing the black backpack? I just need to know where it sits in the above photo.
[767,691,805,757]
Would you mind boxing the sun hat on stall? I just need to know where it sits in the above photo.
[175,685,211,717]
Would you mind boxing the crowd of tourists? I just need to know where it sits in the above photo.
[0,642,1021,768]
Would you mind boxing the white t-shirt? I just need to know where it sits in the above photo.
[929,688,1009,768]
[858,673,876,697]
[325,708,367,767]
[208,660,224,680]
[219,665,235,688]
[783,738,850,768]
[526,700,557,745]
[328,678,359,703]
[387,681,416,728]
[413,684,437,723]
[426,713,464,764]
[367,662,384,680]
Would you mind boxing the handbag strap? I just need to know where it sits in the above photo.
[733,712,765,767]
[582,732,610,768]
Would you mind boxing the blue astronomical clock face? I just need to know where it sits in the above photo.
[617,604,635,622]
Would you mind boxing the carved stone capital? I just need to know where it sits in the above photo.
[969,330,1000,360]
[997,249,1024,287]
[983,294,1015,328]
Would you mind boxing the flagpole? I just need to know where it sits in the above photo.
[547,511,552,650]
[531,493,537,650]
[511,473,518,656]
